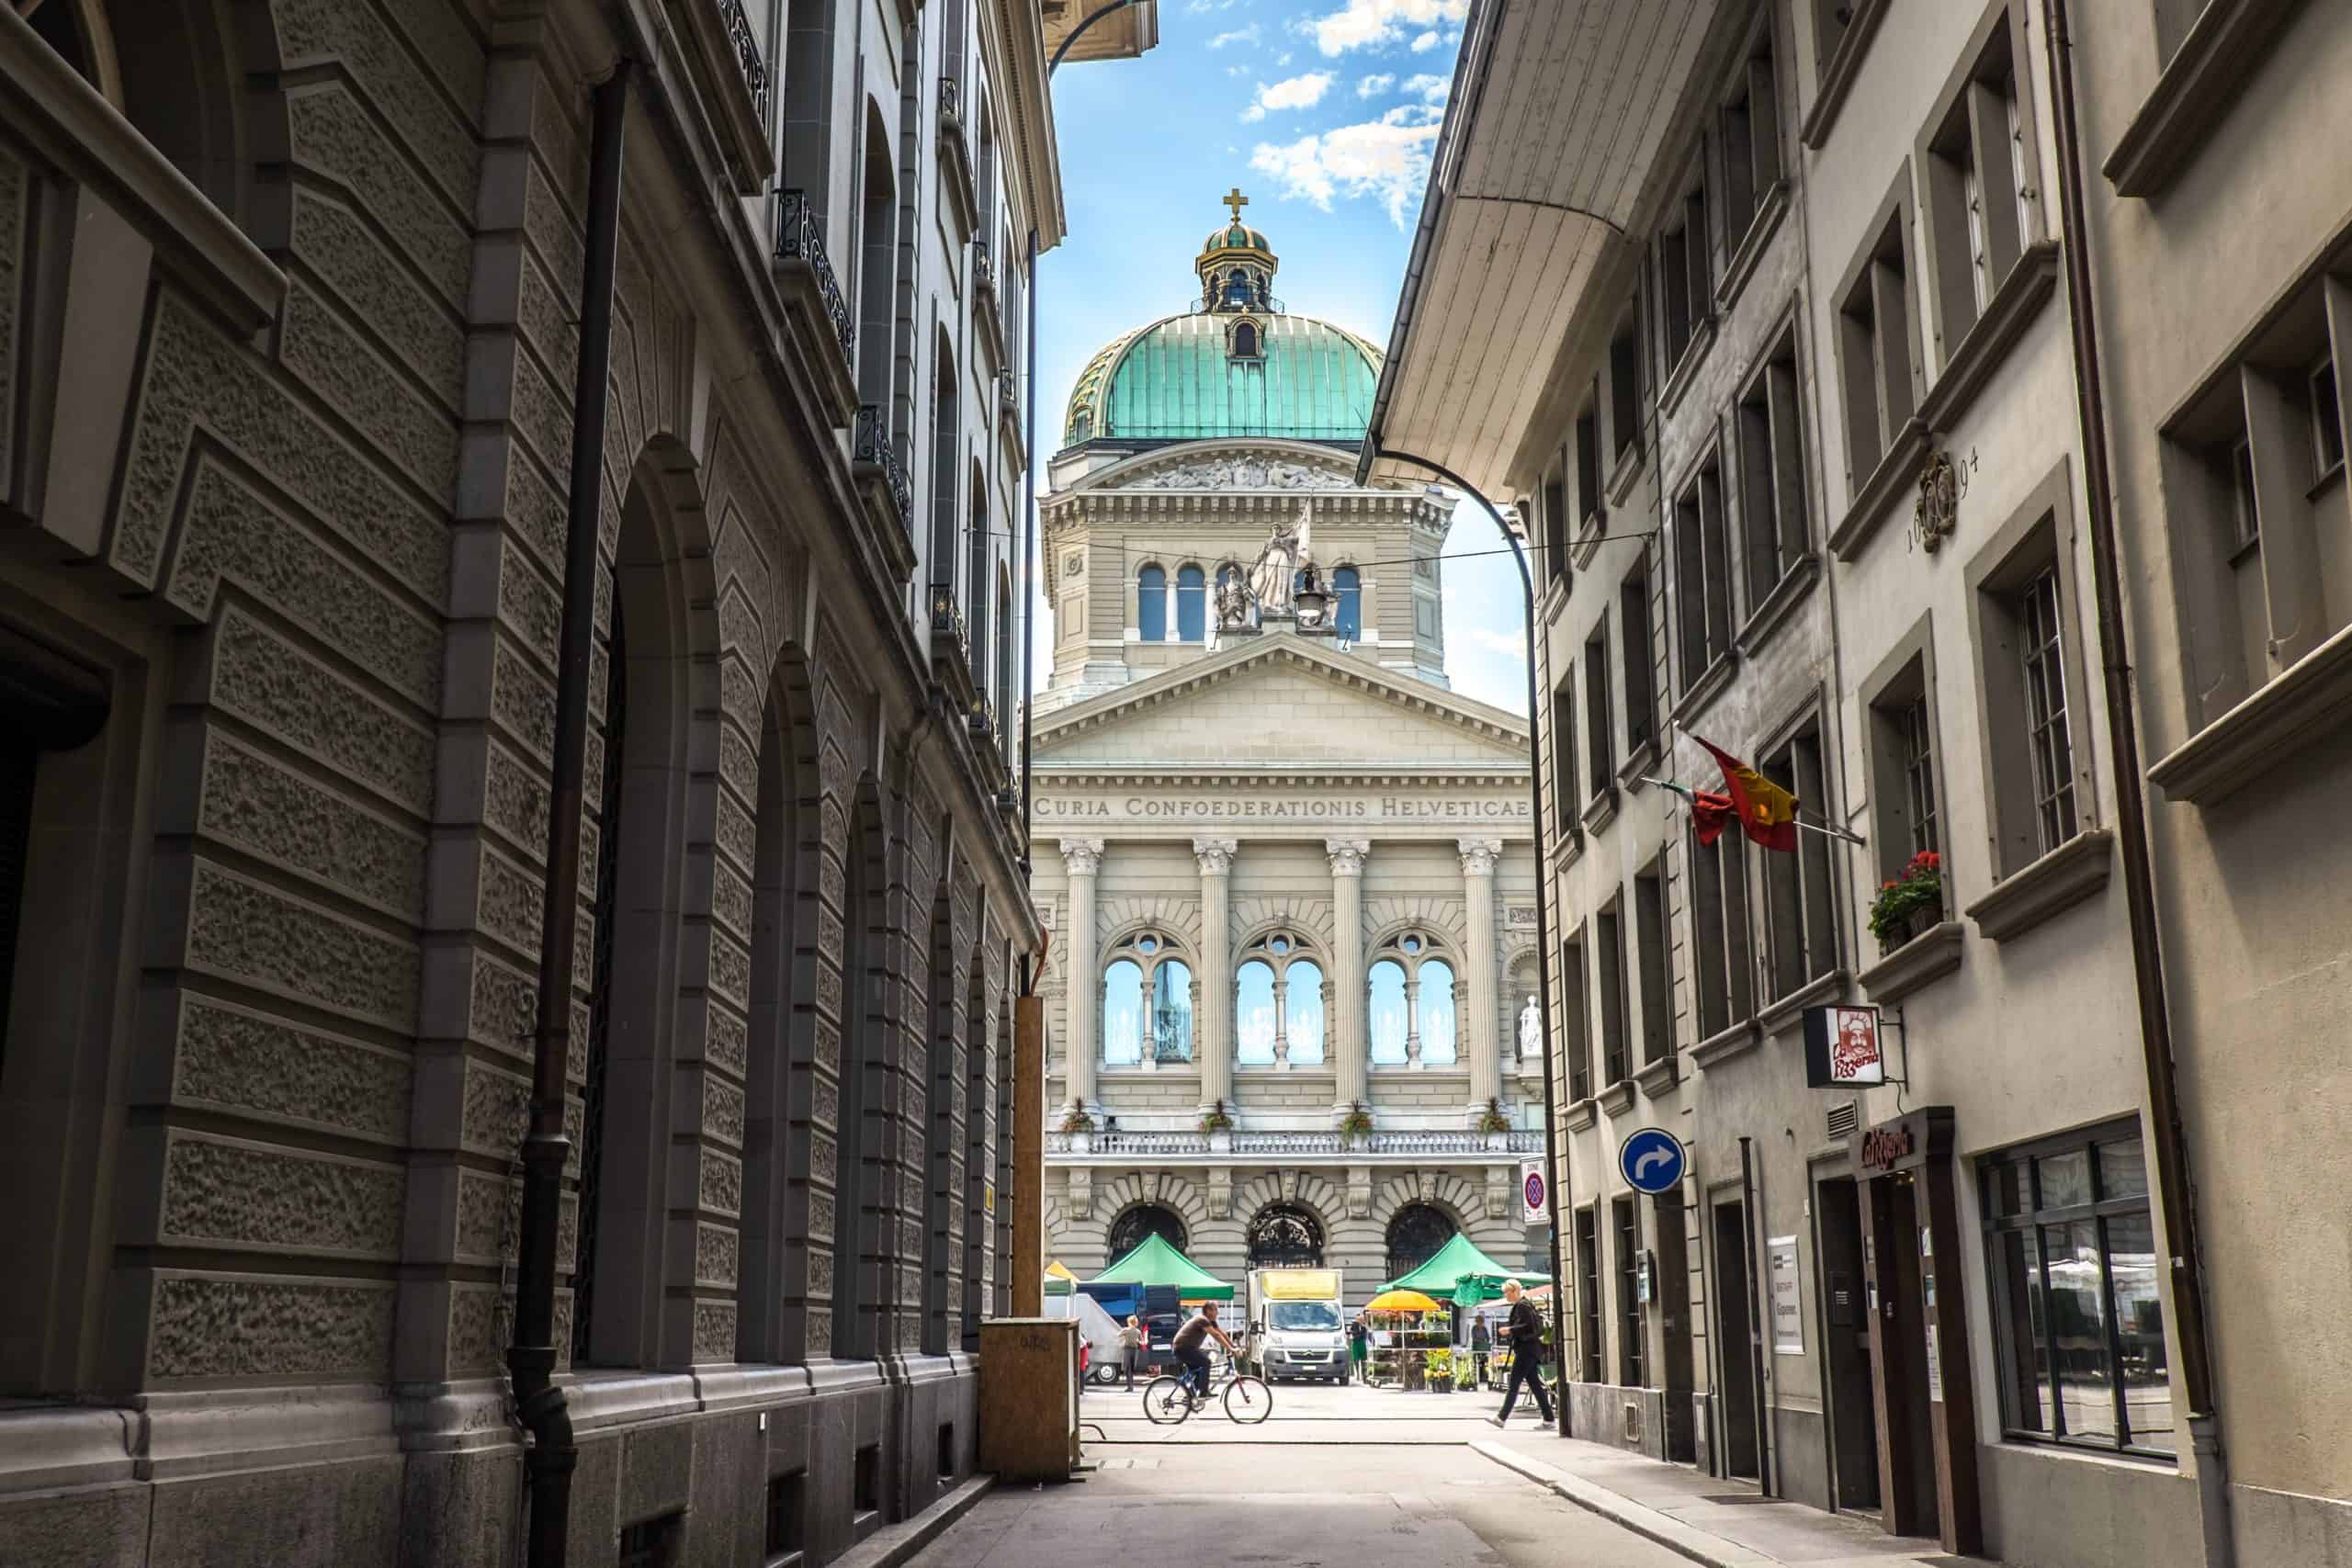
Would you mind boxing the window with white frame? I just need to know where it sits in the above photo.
[1369,931,1455,1066]
[1237,931,1325,1066]
[1673,456,1734,691]
[1102,931,1193,1065]
[1735,329,1810,610]
[1836,179,1920,492]
[2160,274,2352,731]
[1919,5,2038,363]
[1967,468,2095,881]
[1758,725,1838,1001]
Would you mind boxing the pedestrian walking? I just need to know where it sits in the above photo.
[1349,1314,1369,1385]
[1119,1314,1144,1389]
[1488,1280,1554,1427]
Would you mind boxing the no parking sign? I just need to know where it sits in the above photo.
[1519,1159,1547,1225]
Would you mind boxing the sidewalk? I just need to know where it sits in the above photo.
[1474,1425,1992,1568]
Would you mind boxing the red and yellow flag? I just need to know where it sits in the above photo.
[1691,735,1800,852]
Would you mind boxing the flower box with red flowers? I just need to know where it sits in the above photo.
[1868,851,1945,953]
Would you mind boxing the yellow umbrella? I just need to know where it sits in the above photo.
[1365,1288,1442,1314]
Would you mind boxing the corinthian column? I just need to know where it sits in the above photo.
[1326,839,1371,1117]
[1459,838,1503,1119]
[1193,838,1238,1113]
[1060,839,1104,1111]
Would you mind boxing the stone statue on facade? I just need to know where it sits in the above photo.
[1246,502,1313,617]
[1518,994,1542,1061]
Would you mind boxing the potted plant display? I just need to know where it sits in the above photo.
[1867,850,1944,953]
[1337,1100,1375,1148]
[1476,1098,1512,1149]
[1058,1105,1096,1153]
[1199,1099,1235,1153]
[1425,1348,1453,1393]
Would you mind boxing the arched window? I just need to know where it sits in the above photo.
[1102,957,1145,1065]
[1386,1203,1458,1280]
[1071,410,1092,442]
[1236,960,1277,1065]
[1286,958,1326,1064]
[1176,564,1206,642]
[1224,269,1252,310]
[24,0,247,220]
[1247,1203,1326,1270]
[1368,959,1408,1065]
[1108,1202,1188,1262]
[1419,959,1457,1064]
[1232,321,1260,358]
[1150,957,1194,1063]
[1334,566,1362,640]
[1136,565,1167,642]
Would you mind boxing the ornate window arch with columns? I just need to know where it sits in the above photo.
[1367,927,1457,1067]
[1102,929,1194,1066]
[1235,926,1327,1066]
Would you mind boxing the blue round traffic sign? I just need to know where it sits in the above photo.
[1619,1129,1686,1194]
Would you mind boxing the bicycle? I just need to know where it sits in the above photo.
[1141,1353,1272,1425]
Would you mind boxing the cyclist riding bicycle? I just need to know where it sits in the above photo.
[1169,1302,1238,1406]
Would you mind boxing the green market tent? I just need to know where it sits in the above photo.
[1380,1233,1548,1307]
[1089,1233,1236,1301]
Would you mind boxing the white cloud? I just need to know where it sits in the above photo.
[1240,71,1336,123]
[1276,50,1294,65]
[1357,72,1396,97]
[1208,22,1261,48]
[1249,111,1442,226]
[1459,625,1527,660]
[1410,28,1441,51]
[1305,0,1468,56]
[1403,72,1449,103]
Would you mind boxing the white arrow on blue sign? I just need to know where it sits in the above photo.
[1618,1128,1686,1194]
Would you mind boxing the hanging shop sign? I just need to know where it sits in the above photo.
[1804,1004,1886,1087]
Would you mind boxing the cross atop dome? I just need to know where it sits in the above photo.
[1197,192,1278,312]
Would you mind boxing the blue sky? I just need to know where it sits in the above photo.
[1027,0,1531,716]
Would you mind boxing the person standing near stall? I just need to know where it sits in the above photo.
[1470,1311,1492,1391]
[1119,1314,1144,1389]
[1349,1313,1369,1384]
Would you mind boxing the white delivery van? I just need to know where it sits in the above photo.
[1248,1269,1347,1383]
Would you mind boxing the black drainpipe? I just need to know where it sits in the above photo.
[1738,1136,1772,1496]
[512,60,630,1568]
[2041,4,2230,1560]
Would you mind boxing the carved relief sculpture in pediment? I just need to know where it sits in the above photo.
[1116,455,1359,492]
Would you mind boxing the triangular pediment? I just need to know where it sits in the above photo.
[1034,635,1529,771]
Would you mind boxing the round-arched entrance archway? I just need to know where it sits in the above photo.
[1385,1202,1457,1280]
[1106,1202,1188,1262]
[1245,1202,1325,1269]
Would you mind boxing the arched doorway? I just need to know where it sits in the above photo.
[1385,1202,1457,1280]
[1246,1203,1325,1269]
[1106,1202,1187,1262]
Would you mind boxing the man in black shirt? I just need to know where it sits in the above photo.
[1170,1302,1238,1405]
[1490,1280,1554,1426]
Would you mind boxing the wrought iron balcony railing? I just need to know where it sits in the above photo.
[775,190,854,364]
[997,367,1020,425]
[717,0,770,120]
[854,406,911,530]
[972,238,997,299]
[969,694,996,741]
[927,583,969,649]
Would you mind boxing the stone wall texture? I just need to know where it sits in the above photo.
[0,0,1038,1561]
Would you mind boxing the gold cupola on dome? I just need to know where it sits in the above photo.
[1197,187,1278,313]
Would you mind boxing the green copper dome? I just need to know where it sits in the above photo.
[1204,222,1272,254]
[1062,313,1383,447]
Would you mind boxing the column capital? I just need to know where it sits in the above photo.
[1058,838,1105,876]
[1192,837,1238,876]
[1325,838,1372,876]
[1456,837,1504,877]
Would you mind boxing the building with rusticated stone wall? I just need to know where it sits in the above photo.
[0,0,1143,1562]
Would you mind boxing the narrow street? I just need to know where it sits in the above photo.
[908,1382,1956,1568]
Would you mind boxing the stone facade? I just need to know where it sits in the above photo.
[1031,428,1546,1303]
[0,0,1130,1561]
